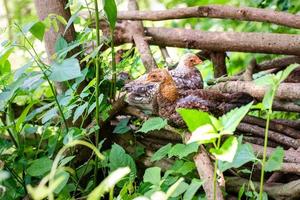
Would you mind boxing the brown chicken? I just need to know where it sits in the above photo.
[145,69,253,127]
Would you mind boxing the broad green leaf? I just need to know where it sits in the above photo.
[49,58,82,82]
[254,74,275,87]
[218,137,257,172]
[187,124,219,144]
[151,143,172,162]
[16,102,35,132]
[59,156,75,167]
[277,64,299,83]
[170,161,195,175]
[29,21,46,41]
[53,170,69,194]
[168,143,199,159]
[183,179,203,200]
[143,167,161,186]
[73,102,88,123]
[88,167,130,200]
[42,107,58,124]
[55,35,68,54]
[220,102,253,133]
[137,117,167,133]
[27,157,53,177]
[265,146,284,172]
[109,144,136,181]
[103,0,117,29]
[170,181,189,197]
[113,118,131,134]
[63,8,81,35]
[177,109,212,132]
[210,136,238,162]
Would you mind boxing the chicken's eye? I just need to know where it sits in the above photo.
[151,74,157,78]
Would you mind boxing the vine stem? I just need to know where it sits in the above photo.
[213,137,221,200]
[94,0,101,187]
[15,24,69,133]
[110,28,116,100]
[259,113,270,200]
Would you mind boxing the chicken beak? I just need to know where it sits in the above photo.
[195,57,203,65]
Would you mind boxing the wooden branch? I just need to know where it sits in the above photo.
[226,176,300,200]
[98,20,300,55]
[210,81,300,100]
[194,145,224,200]
[127,0,157,72]
[242,136,279,148]
[273,119,300,130]
[256,56,300,71]
[117,5,300,29]
[237,122,300,149]
[210,52,227,78]
[272,100,300,113]
[243,115,300,139]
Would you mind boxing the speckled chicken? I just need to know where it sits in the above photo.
[125,53,203,111]
[144,69,253,127]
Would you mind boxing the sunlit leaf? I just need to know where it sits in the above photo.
[143,167,161,186]
[177,109,212,132]
[88,167,130,200]
[210,136,238,162]
[187,124,219,144]
[168,143,199,159]
[73,102,88,123]
[220,102,253,133]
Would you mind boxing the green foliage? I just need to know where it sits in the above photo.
[113,118,131,134]
[49,58,82,82]
[27,157,53,177]
[143,167,161,185]
[103,0,117,29]
[137,117,167,133]
[265,147,284,172]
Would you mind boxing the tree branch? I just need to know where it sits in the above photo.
[117,5,300,29]
[210,81,300,100]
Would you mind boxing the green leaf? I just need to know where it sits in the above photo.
[109,144,136,181]
[27,157,53,177]
[55,35,68,54]
[168,143,199,159]
[16,102,35,132]
[238,184,245,200]
[73,102,88,123]
[103,0,117,29]
[187,124,219,144]
[277,64,299,83]
[183,179,203,200]
[210,136,238,162]
[170,181,189,197]
[262,88,275,110]
[42,107,58,124]
[113,118,131,134]
[265,146,284,172]
[254,74,275,87]
[218,137,257,172]
[53,170,69,194]
[177,109,212,132]
[151,143,172,162]
[49,58,82,82]
[170,160,196,175]
[88,167,130,200]
[30,22,45,41]
[220,102,253,133]
[137,117,167,133]
[143,167,161,186]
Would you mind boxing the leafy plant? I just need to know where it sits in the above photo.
[254,64,298,199]
[178,102,253,200]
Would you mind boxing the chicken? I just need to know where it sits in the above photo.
[125,53,203,111]
[144,69,253,127]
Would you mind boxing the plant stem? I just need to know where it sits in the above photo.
[110,29,116,100]
[259,113,270,200]
[213,137,221,200]
[94,0,101,186]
